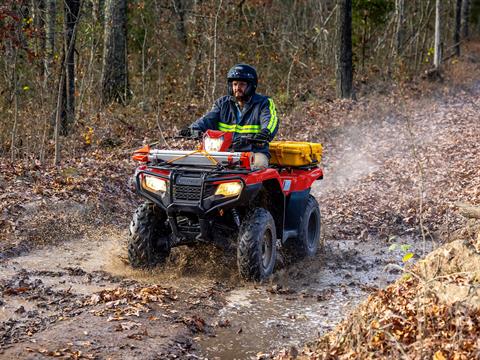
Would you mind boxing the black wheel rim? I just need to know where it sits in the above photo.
[307,211,319,251]
[261,228,273,270]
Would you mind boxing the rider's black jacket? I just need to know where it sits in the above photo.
[190,94,279,156]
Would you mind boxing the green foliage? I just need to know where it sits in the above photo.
[352,0,395,47]
[352,0,395,25]
[402,252,414,262]
[388,243,414,263]
[424,47,434,64]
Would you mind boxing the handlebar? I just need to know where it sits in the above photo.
[174,129,204,140]
[234,136,268,147]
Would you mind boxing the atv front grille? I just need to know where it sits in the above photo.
[173,185,201,201]
[172,184,216,202]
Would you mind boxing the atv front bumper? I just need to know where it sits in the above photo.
[134,168,261,243]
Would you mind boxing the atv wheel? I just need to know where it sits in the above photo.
[128,202,171,268]
[237,208,277,281]
[286,195,321,259]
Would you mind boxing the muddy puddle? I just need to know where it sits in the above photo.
[1,229,435,359]
[197,237,435,359]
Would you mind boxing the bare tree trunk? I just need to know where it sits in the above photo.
[462,0,470,38]
[54,0,81,164]
[10,50,19,162]
[32,0,46,77]
[360,12,367,69]
[141,12,147,108]
[101,0,129,105]
[62,0,81,135]
[434,0,442,69]
[171,0,188,46]
[45,0,56,84]
[187,0,199,96]
[54,66,66,165]
[211,0,222,102]
[395,0,405,57]
[454,0,462,57]
[336,0,353,99]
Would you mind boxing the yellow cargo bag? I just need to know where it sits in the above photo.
[269,141,323,167]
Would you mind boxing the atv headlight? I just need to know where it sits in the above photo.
[204,136,224,152]
[143,175,167,193]
[215,181,242,197]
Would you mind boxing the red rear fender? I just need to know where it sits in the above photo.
[278,167,323,194]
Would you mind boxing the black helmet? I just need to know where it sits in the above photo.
[227,64,258,97]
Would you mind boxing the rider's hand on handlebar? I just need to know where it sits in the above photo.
[178,127,203,139]
[232,135,268,150]
[253,129,270,142]
[231,136,248,150]
[179,127,192,137]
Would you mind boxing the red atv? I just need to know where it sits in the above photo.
[129,130,323,281]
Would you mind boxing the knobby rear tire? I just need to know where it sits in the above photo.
[285,195,321,260]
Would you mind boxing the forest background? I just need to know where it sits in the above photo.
[0,0,479,163]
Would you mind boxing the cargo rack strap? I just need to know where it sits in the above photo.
[166,149,219,166]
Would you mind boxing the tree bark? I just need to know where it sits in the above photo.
[32,0,46,77]
[336,0,353,99]
[454,0,462,57]
[462,0,470,38]
[172,0,188,46]
[101,0,129,105]
[434,0,441,69]
[62,0,81,135]
[395,0,405,57]
[45,0,56,82]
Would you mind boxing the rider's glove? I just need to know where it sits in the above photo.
[179,127,192,137]
[253,129,270,142]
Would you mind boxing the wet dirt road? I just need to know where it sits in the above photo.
[0,225,433,359]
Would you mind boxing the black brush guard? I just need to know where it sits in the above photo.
[135,166,262,244]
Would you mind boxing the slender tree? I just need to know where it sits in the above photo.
[336,0,353,99]
[454,0,462,56]
[54,0,81,164]
[395,0,405,57]
[101,0,129,105]
[172,0,188,46]
[45,0,56,82]
[462,0,470,38]
[32,0,46,77]
[62,0,81,135]
[434,0,442,69]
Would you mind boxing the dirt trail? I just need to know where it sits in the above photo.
[1,55,479,358]
[0,224,432,359]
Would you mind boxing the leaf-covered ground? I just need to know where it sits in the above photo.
[272,41,480,359]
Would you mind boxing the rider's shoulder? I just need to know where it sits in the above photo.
[252,93,271,105]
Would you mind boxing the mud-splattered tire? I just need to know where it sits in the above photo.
[128,202,171,268]
[237,208,277,281]
[286,195,321,260]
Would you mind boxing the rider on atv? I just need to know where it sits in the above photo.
[180,64,279,169]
